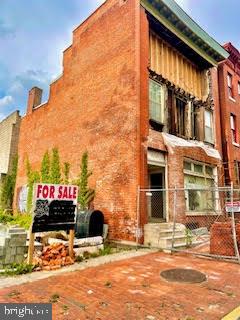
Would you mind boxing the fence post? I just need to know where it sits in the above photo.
[230,182,240,263]
[136,186,140,247]
[171,186,177,253]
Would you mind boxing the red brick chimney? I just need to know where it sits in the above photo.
[27,87,43,114]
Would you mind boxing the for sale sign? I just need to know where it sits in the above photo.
[226,201,240,213]
[32,184,78,233]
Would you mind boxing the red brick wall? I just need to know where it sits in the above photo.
[210,222,240,256]
[15,0,142,242]
[139,6,150,238]
[218,58,240,185]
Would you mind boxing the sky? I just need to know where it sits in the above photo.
[0,0,239,121]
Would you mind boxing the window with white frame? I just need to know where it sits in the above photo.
[184,160,217,213]
[149,79,164,124]
[227,73,234,98]
[230,114,237,143]
[204,109,214,143]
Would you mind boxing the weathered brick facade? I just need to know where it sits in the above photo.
[15,0,141,241]
[15,0,228,242]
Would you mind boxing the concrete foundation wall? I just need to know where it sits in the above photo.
[0,225,27,269]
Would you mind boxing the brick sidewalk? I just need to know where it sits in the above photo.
[0,252,239,320]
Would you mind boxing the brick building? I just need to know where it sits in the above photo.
[0,111,21,203]
[218,43,240,186]
[15,0,228,244]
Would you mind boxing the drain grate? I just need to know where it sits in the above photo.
[160,268,207,284]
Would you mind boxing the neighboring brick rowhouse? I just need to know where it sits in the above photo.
[15,0,141,241]
[217,43,240,186]
[0,111,21,179]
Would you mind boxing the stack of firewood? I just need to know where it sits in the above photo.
[33,243,75,270]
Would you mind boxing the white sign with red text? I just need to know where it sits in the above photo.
[35,183,78,205]
[226,201,240,213]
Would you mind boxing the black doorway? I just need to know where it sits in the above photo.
[149,171,165,221]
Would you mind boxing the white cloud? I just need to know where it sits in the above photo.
[9,82,24,94]
[0,95,13,108]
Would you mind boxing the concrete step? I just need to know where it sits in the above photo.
[144,223,188,249]
[158,236,187,248]
[144,223,185,231]
[144,229,185,238]
[144,234,187,248]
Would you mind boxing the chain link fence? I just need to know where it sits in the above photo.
[138,186,240,263]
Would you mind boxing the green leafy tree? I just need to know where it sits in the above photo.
[27,171,40,213]
[0,155,18,209]
[25,156,40,213]
[77,151,95,210]
[41,151,50,183]
[26,157,31,178]
[50,148,61,184]
[63,162,70,185]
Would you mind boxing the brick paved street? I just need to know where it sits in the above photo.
[0,252,239,320]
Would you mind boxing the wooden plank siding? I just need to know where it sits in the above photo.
[149,31,208,101]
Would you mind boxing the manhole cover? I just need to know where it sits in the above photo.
[160,268,207,284]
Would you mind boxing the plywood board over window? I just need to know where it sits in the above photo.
[149,31,208,101]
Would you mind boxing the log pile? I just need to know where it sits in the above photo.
[33,243,75,271]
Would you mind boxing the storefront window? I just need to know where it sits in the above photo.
[184,160,217,213]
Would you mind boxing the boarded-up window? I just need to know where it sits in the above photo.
[192,105,200,140]
[149,79,164,124]
[204,110,214,144]
[176,98,186,137]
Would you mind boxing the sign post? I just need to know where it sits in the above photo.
[27,231,35,265]
[28,183,78,265]
[69,230,75,259]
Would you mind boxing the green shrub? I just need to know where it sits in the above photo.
[11,213,32,230]
[25,157,40,213]
[0,155,18,209]
[50,148,61,184]
[27,171,40,213]
[99,245,112,256]
[1,263,35,276]
[0,211,14,224]
[63,162,70,185]
[0,211,32,230]
[41,151,50,183]
[75,151,95,210]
